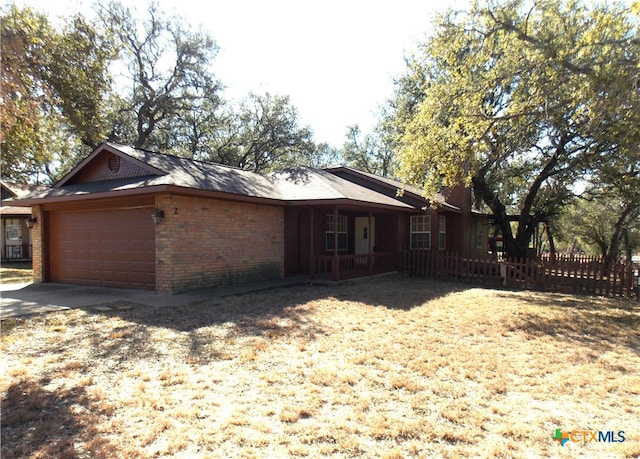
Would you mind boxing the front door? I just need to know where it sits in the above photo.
[355,217,375,255]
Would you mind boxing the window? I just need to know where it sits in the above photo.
[410,215,431,250]
[439,215,446,250]
[475,221,484,249]
[5,224,21,241]
[326,214,348,251]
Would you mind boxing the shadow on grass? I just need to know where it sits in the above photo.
[498,291,640,354]
[71,275,470,365]
[325,275,472,311]
[1,377,115,458]
[87,275,464,326]
[79,289,333,366]
[89,274,469,330]
[2,275,473,369]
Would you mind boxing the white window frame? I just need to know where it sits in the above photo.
[439,215,446,250]
[326,214,348,251]
[410,215,431,250]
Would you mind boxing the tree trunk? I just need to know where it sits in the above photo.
[513,230,533,261]
[545,223,557,263]
[623,230,632,263]
[473,175,528,261]
[602,207,632,275]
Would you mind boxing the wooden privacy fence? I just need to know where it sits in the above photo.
[401,250,639,299]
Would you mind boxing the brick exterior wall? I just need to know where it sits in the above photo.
[31,205,44,283]
[155,194,284,292]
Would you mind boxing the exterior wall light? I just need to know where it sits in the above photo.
[152,208,165,225]
[26,216,37,229]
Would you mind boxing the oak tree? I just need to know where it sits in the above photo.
[1,5,114,183]
[390,0,640,259]
[205,92,316,172]
[97,1,223,151]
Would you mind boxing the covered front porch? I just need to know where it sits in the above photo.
[284,205,410,281]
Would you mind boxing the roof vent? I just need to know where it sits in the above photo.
[107,154,120,172]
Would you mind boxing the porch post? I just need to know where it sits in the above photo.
[332,206,340,280]
[309,210,314,277]
[368,211,373,275]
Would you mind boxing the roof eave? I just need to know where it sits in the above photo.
[0,206,32,215]
[10,185,170,206]
[11,184,288,208]
[285,198,417,212]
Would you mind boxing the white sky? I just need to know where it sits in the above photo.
[12,0,464,147]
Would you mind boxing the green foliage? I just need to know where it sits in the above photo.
[341,124,398,178]
[1,2,320,181]
[46,14,115,148]
[558,196,640,259]
[1,5,114,183]
[202,92,316,172]
[388,0,640,258]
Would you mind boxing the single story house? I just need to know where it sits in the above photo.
[12,142,489,292]
[1,181,43,261]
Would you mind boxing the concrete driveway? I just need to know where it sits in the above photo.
[0,278,308,318]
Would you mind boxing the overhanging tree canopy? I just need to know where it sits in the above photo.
[1,2,321,183]
[0,5,114,183]
[390,0,640,259]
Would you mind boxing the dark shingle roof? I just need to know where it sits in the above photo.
[324,165,462,212]
[21,143,283,203]
[1,181,45,214]
[11,143,445,212]
[271,167,414,209]
[110,144,282,200]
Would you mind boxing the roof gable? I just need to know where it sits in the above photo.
[1,181,46,201]
[324,166,462,213]
[1,183,16,200]
[14,143,284,204]
[1,181,43,213]
[271,167,414,210]
[56,143,166,187]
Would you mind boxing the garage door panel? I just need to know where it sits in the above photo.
[48,207,155,289]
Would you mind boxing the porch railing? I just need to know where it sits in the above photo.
[2,244,33,261]
[401,250,639,299]
[311,251,397,281]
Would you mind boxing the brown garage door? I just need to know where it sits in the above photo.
[48,207,155,289]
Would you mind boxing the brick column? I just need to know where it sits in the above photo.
[154,194,174,292]
[30,205,45,283]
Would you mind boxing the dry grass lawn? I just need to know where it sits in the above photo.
[1,275,639,458]
[0,262,33,284]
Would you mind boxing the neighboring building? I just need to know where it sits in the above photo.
[1,182,42,262]
[12,142,488,292]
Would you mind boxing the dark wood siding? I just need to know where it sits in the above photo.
[284,208,301,276]
[47,206,155,289]
[284,208,311,276]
